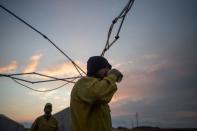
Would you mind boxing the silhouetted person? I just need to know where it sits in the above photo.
[70,56,123,131]
[31,103,58,131]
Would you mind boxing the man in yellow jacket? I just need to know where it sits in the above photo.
[70,56,123,131]
[31,103,58,131]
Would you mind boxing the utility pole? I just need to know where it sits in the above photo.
[135,112,139,127]
[131,120,134,129]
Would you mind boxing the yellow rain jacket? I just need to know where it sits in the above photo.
[70,74,117,131]
[31,115,58,131]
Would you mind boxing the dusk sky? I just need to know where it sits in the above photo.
[0,0,197,128]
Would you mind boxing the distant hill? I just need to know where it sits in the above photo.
[0,114,25,131]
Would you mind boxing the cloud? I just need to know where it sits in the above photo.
[21,54,86,79]
[143,54,160,60]
[28,88,58,100]
[109,54,180,121]
[176,111,197,118]
[111,57,171,105]
[39,61,86,77]
[109,53,197,128]
[27,86,72,114]
[0,61,17,73]
[23,54,42,73]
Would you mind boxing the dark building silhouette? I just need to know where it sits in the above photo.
[54,107,71,131]
[0,114,25,131]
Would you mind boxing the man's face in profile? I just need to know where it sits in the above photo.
[96,66,110,78]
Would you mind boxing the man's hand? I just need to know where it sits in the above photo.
[107,69,123,83]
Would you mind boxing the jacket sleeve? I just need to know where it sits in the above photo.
[31,118,39,131]
[77,74,117,104]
